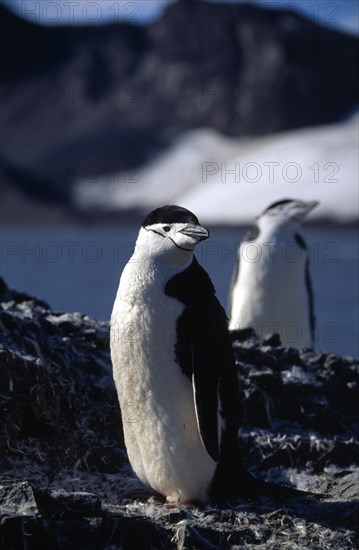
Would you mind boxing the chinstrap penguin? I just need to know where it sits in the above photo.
[110,205,312,505]
[229,198,319,349]
[110,205,245,504]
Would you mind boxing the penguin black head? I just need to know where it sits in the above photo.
[139,205,209,258]
[260,198,319,224]
[142,205,201,227]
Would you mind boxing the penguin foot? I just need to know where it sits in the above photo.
[165,496,202,508]
[126,489,164,503]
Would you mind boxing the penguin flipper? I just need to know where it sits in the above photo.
[188,276,236,464]
[165,257,236,464]
[191,346,220,462]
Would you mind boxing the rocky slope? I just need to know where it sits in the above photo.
[0,0,358,204]
[0,278,358,548]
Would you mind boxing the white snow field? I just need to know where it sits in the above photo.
[73,113,358,225]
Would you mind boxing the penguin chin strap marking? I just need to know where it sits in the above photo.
[146,228,193,252]
[168,237,194,253]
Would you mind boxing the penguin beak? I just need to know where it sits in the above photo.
[293,200,319,222]
[302,200,319,218]
[305,200,319,211]
[179,225,210,242]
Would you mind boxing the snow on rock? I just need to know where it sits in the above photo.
[182,113,359,224]
[72,129,240,211]
[73,114,358,224]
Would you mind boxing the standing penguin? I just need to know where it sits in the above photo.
[110,205,245,504]
[229,199,319,349]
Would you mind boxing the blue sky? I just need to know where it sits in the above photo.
[2,0,359,34]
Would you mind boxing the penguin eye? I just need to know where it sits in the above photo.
[163,226,171,232]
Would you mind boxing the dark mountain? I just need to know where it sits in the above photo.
[0,0,358,203]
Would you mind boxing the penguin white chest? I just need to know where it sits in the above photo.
[230,237,311,348]
[110,266,216,503]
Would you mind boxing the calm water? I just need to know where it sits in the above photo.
[1,226,358,358]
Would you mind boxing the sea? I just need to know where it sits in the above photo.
[1,225,358,358]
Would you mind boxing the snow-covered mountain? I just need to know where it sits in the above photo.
[1,1,358,208]
[73,113,359,224]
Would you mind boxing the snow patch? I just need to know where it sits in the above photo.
[73,114,359,224]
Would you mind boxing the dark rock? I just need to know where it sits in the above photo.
[0,481,38,518]
[246,368,282,405]
[0,1,358,205]
[243,387,273,428]
[0,278,124,474]
[331,471,359,500]
[307,352,327,366]
[0,278,358,548]
[263,333,282,347]
[230,327,257,343]
[324,353,346,370]
[36,489,102,516]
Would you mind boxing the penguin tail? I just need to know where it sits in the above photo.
[209,455,323,504]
